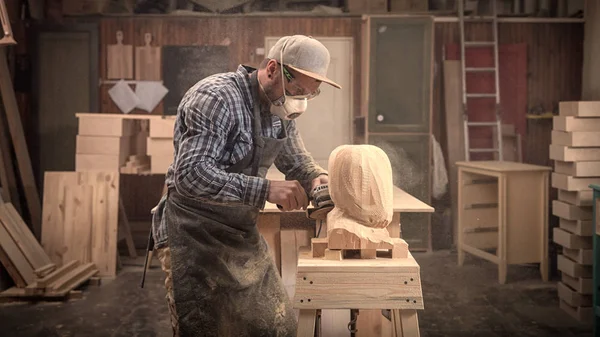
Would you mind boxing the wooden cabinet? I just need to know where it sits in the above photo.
[360,15,434,251]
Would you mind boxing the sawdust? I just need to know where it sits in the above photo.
[369,138,426,195]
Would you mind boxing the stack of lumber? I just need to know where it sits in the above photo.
[0,202,98,301]
[147,118,175,174]
[76,114,137,171]
[550,101,600,324]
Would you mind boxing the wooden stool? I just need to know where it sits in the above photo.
[294,238,423,337]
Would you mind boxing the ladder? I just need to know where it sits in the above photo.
[458,0,504,161]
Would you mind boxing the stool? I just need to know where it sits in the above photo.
[294,241,423,337]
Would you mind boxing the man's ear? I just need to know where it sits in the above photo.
[267,60,279,78]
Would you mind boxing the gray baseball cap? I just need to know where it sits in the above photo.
[267,35,342,89]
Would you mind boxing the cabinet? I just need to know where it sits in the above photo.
[359,15,434,251]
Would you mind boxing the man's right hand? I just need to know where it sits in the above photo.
[267,180,309,211]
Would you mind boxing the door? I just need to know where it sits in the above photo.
[264,37,354,170]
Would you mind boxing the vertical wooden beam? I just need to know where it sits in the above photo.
[0,48,41,237]
[582,0,600,100]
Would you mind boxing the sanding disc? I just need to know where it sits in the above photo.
[306,206,334,220]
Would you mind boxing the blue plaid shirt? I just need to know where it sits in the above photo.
[152,65,327,249]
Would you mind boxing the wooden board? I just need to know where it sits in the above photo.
[146,138,174,157]
[135,33,161,81]
[551,173,600,191]
[551,130,600,147]
[455,161,551,173]
[549,144,600,162]
[558,189,593,206]
[149,118,175,138]
[552,200,593,221]
[557,281,592,307]
[559,101,600,117]
[559,218,593,237]
[552,227,592,249]
[78,115,136,137]
[561,273,592,295]
[280,229,311,299]
[76,136,132,156]
[106,30,133,80]
[41,172,119,278]
[562,247,593,265]
[554,160,600,177]
[557,254,592,278]
[553,116,600,131]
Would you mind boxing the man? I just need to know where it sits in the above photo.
[150,35,341,336]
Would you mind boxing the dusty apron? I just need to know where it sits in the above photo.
[164,70,297,337]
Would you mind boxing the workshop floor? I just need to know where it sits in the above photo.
[0,250,593,337]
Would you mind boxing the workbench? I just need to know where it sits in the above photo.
[456,161,551,284]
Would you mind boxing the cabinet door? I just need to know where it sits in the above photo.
[367,16,433,133]
[369,133,431,250]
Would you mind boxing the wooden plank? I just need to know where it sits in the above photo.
[549,144,600,162]
[559,101,600,117]
[554,160,600,177]
[561,273,592,295]
[50,262,97,292]
[552,173,600,191]
[77,116,135,137]
[562,247,593,265]
[0,106,20,209]
[557,254,592,278]
[76,135,131,155]
[558,189,593,206]
[551,130,600,147]
[0,203,50,271]
[552,227,592,249]
[0,216,35,285]
[36,260,79,288]
[552,200,593,221]
[0,49,42,238]
[34,263,56,278]
[146,138,174,157]
[553,116,600,131]
[557,281,592,309]
[559,218,593,237]
[559,299,593,324]
[0,245,26,287]
[75,154,128,171]
[281,229,311,299]
[149,118,175,138]
[443,60,464,246]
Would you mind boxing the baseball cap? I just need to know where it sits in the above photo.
[267,35,342,89]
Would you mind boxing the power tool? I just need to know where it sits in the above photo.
[306,184,334,220]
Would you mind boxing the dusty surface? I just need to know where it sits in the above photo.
[0,251,593,337]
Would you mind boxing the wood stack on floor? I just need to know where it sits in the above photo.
[147,118,175,174]
[0,201,98,301]
[550,101,600,324]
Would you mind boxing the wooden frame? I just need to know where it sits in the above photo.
[456,161,551,284]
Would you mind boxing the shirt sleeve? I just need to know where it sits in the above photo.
[274,119,328,193]
[172,89,270,209]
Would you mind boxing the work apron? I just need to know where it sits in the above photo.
[163,70,297,337]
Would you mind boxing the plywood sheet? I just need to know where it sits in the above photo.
[41,172,119,277]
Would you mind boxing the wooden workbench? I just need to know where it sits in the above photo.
[456,160,551,284]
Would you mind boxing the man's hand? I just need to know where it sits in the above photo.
[311,174,329,192]
[267,180,309,211]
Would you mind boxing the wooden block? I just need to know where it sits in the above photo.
[146,138,174,157]
[150,155,173,174]
[324,249,343,261]
[552,200,592,221]
[561,273,592,295]
[559,101,600,117]
[552,227,592,249]
[551,130,600,147]
[76,154,127,171]
[76,135,132,155]
[78,116,135,137]
[559,299,593,324]
[558,189,593,206]
[555,160,600,177]
[360,249,377,259]
[149,118,175,138]
[562,247,593,265]
[557,254,592,278]
[557,282,592,307]
[559,218,593,237]
[311,238,328,258]
[553,116,600,131]
[552,173,600,191]
[549,145,600,162]
[392,238,409,259]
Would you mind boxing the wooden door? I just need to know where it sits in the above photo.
[264,37,354,169]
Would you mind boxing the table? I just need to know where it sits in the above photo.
[456,161,551,284]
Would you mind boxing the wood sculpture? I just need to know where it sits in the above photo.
[311,144,409,260]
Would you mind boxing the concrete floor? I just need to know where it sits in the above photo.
[0,250,593,337]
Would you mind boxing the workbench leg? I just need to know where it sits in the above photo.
[457,246,465,267]
[498,260,507,284]
[297,309,317,337]
[391,309,420,337]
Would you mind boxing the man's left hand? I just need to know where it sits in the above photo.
[311,174,329,192]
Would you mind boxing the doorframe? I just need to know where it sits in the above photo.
[263,36,355,162]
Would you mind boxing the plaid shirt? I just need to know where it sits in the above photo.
[152,65,327,249]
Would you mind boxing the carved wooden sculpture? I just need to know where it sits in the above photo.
[312,144,409,259]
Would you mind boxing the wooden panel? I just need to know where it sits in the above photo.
[559,101,600,117]
[557,254,592,278]
[553,116,600,131]
[552,173,600,191]
[562,247,593,265]
[554,160,600,177]
[551,130,600,147]
[562,272,592,295]
[549,144,600,161]
[41,172,119,278]
[559,218,593,237]
[558,189,593,206]
[552,200,592,221]
[553,227,592,249]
